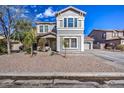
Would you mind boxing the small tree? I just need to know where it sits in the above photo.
[63,39,68,58]
[23,29,36,56]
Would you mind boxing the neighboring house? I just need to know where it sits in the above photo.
[36,6,93,53]
[89,29,124,49]
[84,36,94,50]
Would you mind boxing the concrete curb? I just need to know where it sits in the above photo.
[0,72,124,77]
[0,72,124,80]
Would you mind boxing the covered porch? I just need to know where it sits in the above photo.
[37,32,57,51]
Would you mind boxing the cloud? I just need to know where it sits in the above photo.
[43,7,56,17]
[34,7,56,21]
[35,13,43,19]
[25,10,30,13]
[20,14,27,18]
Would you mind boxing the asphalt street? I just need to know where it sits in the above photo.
[89,50,124,65]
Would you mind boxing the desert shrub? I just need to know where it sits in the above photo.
[0,39,7,55]
[116,44,124,51]
[24,48,31,54]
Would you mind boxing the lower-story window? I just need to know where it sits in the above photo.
[63,37,78,49]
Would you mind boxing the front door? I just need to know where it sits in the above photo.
[52,41,56,51]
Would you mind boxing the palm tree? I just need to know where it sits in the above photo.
[23,29,36,56]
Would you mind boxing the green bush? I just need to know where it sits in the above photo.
[24,48,31,54]
[116,44,124,51]
[0,39,7,55]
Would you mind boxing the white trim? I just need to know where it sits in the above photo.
[56,6,86,16]
[81,35,84,51]
[62,37,78,49]
[57,36,60,51]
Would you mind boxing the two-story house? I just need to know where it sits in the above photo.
[89,29,124,49]
[36,6,93,53]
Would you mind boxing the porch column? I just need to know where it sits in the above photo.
[81,35,84,51]
[91,41,93,50]
[57,35,60,52]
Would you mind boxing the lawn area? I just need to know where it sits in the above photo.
[0,52,123,73]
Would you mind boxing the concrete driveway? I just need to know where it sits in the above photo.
[87,50,124,70]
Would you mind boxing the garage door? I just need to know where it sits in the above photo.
[84,42,91,50]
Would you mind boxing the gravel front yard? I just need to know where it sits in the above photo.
[0,52,123,73]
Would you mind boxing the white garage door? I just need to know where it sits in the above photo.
[84,42,91,50]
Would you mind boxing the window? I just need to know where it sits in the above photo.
[71,38,77,48]
[45,25,48,32]
[64,18,78,28]
[74,18,77,27]
[64,38,69,48]
[78,20,82,27]
[102,33,106,39]
[68,18,73,27]
[60,20,63,27]
[40,25,43,32]
[63,38,78,49]
[112,32,118,37]
[64,18,67,27]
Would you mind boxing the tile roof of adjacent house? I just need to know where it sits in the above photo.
[56,6,86,16]
[84,36,94,41]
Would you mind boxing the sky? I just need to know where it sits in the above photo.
[5,5,124,35]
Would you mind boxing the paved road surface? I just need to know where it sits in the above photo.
[90,50,124,63]
[87,50,124,70]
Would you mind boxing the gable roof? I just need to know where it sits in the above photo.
[92,29,124,32]
[88,29,124,36]
[37,32,56,38]
[56,6,86,16]
[84,36,94,41]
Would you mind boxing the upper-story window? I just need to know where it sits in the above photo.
[63,18,78,28]
[102,33,106,39]
[74,18,77,27]
[68,18,73,27]
[112,32,118,37]
[64,18,67,27]
[45,25,48,32]
[40,25,43,32]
